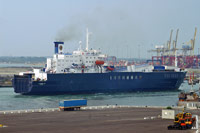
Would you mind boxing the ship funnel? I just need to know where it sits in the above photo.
[54,42,64,54]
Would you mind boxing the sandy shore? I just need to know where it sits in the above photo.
[0,107,196,133]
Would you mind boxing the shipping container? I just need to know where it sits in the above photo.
[59,99,87,111]
[153,65,165,70]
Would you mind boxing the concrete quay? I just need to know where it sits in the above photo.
[0,106,197,133]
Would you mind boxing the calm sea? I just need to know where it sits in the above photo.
[0,82,199,111]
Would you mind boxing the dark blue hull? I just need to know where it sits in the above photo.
[13,71,186,95]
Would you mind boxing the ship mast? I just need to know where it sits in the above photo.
[86,28,92,51]
[86,28,89,51]
[174,29,179,67]
[79,41,82,50]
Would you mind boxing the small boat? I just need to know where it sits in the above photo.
[178,90,200,102]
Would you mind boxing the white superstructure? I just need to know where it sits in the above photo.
[46,29,107,73]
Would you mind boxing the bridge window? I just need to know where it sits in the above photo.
[110,76,112,80]
[122,76,125,80]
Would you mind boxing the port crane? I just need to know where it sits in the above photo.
[165,29,173,55]
[181,28,197,56]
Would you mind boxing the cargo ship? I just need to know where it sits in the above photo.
[13,29,187,95]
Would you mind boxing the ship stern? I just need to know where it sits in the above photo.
[13,74,33,94]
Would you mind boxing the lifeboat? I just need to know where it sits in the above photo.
[107,66,114,71]
[95,60,104,65]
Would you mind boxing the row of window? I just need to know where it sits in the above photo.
[65,55,80,58]
[164,74,179,78]
[58,60,81,63]
[65,55,99,59]
[58,59,97,64]
[65,55,102,60]
[57,60,94,65]
[58,59,98,63]
[86,57,97,59]
[86,61,94,63]
[57,61,95,67]
[110,75,142,80]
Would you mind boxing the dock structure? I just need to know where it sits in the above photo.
[0,105,185,115]
[178,101,200,108]
[0,106,199,133]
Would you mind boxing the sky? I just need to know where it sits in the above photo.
[0,0,200,58]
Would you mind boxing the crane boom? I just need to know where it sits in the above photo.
[173,29,179,56]
[168,29,173,50]
[175,29,179,49]
[190,27,197,56]
[174,29,179,67]
[192,28,197,54]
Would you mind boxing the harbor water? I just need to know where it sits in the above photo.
[0,82,199,111]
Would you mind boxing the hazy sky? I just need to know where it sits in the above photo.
[0,0,200,58]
